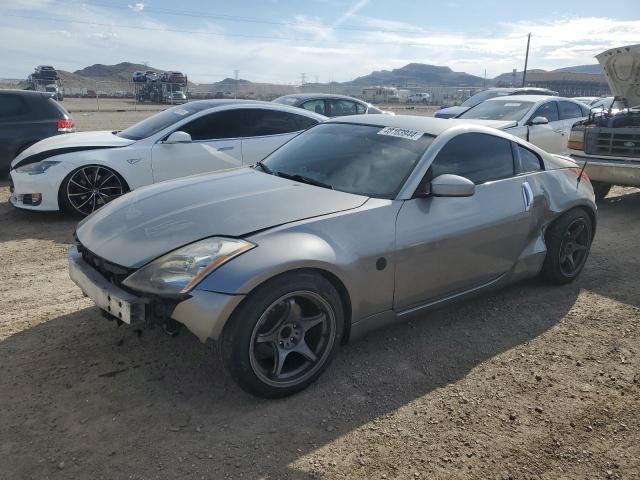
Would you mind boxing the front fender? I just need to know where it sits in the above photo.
[194,199,401,325]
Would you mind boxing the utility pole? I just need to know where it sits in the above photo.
[483,68,486,89]
[234,69,239,99]
[300,73,306,86]
[521,33,531,87]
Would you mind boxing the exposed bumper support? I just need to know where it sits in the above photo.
[68,246,245,342]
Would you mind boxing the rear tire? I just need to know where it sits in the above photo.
[591,181,611,201]
[541,208,593,284]
[220,271,344,398]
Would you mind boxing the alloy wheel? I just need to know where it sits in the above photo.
[66,166,125,216]
[249,291,336,388]
[558,218,590,277]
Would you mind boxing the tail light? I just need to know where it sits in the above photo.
[57,119,75,133]
[568,128,585,151]
[570,166,590,184]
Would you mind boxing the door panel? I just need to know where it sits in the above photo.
[393,177,530,310]
[241,133,297,164]
[151,140,242,183]
[529,121,564,153]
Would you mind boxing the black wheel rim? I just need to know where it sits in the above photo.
[559,218,590,277]
[66,166,125,215]
[249,291,336,388]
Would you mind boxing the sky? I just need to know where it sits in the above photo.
[2,0,639,83]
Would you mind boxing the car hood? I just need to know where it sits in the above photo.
[76,168,369,268]
[434,106,469,118]
[11,130,135,167]
[596,44,640,107]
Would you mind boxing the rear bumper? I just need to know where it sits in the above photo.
[570,153,640,187]
[68,246,245,342]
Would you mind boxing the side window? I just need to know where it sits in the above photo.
[180,110,245,140]
[243,109,318,137]
[430,133,515,184]
[355,103,367,114]
[0,95,28,120]
[326,99,359,116]
[558,101,583,120]
[517,145,543,173]
[301,100,326,116]
[531,102,559,122]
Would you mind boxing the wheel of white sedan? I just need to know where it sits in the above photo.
[60,165,129,217]
[220,271,344,398]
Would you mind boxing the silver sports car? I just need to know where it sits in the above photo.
[69,115,596,398]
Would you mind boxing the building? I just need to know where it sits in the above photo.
[524,71,610,97]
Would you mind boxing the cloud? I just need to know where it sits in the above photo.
[128,3,145,12]
[333,0,370,27]
[0,2,638,83]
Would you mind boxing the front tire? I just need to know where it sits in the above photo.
[59,165,128,217]
[541,208,593,284]
[221,271,344,398]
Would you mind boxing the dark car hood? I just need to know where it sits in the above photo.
[76,168,368,268]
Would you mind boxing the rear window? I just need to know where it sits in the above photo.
[0,94,27,119]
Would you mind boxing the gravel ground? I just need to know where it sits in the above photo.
[0,108,638,479]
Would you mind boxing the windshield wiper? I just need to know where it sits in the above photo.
[275,171,333,190]
[254,161,273,174]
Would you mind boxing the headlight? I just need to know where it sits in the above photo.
[122,237,255,295]
[568,128,585,151]
[16,160,61,174]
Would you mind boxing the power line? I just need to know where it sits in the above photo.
[3,12,529,48]
[59,0,508,38]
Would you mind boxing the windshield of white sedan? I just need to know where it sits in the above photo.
[260,123,435,198]
[460,90,510,107]
[458,100,534,121]
[117,103,203,140]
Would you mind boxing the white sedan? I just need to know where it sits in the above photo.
[9,101,325,216]
[456,95,590,155]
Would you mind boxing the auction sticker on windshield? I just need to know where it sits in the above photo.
[377,127,424,141]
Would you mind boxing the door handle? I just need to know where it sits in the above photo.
[522,182,534,211]
[553,129,564,134]
[217,146,234,152]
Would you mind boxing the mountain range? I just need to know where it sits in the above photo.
[38,61,604,89]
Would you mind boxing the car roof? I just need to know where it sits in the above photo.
[0,89,57,99]
[186,99,327,120]
[483,94,572,103]
[278,93,366,102]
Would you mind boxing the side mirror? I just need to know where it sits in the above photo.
[529,116,549,126]
[430,174,475,197]
[164,131,192,144]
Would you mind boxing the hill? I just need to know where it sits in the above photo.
[73,62,162,82]
[345,63,484,87]
[552,64,602,74]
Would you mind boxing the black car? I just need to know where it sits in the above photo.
[273,93,387,117]
[0,90,74,176]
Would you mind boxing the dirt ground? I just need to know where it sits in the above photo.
[0,108,638,480]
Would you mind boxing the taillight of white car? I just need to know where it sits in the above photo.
[57,119,75,133]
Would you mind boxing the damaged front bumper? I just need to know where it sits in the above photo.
[68,246,245,342]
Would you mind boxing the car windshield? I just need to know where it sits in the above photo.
[458,99,534,121]
[117,103,203,140]
[460,90,511,108]
[260,123,435,199]
[273,96,299,106]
